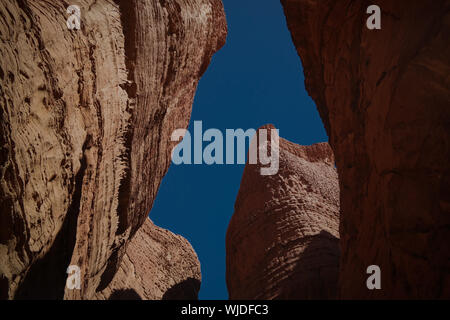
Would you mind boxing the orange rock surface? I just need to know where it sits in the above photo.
[226,127,340,299]
[0,0,226,299]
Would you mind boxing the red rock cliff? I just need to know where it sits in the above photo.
[281,0,450,298]
[0,0,226,299]
[226,126,340,299]
[95,218,201,300]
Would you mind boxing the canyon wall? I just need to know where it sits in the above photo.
[281,0,450,298]
[95,218,201,300]
[0,0,226,299]
[226,126,340,299]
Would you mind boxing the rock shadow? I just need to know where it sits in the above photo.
[108,288,142,300]
[277,230,340,300]
[162,277,201,300]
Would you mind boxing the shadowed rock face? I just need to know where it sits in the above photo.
[281,0,450,298]
[0,0,226,299]
[108,289,142,300]
[226,126,340,299]
[95,219,201,300]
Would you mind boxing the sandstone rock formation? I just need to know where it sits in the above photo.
[281,0,450,298]
[95,218,201,300]
[226,126,340,299]
[0,0,226,299]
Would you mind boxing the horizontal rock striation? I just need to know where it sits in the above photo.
[0,0,226,299]
[226,126,340,299]
[95,218,201,300]
[281,0,450,298]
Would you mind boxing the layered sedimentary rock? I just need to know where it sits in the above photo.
[226,126,340,299]
[95,218,201,300]
[0,0,226,299]
[281,0,450,298]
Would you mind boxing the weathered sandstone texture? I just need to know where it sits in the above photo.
[226,126,340,299]
[95,218,201,300]
[0,0,226,299]
[281,0,450,298]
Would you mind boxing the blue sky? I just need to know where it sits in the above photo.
[150,0,327,299]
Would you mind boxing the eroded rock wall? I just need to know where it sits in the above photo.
[226,126,340,299]
[95,218,201,300]
[0,0,226,299]
[281,0,450,298]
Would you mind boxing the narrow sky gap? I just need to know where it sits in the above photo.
[150,0,328,299]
